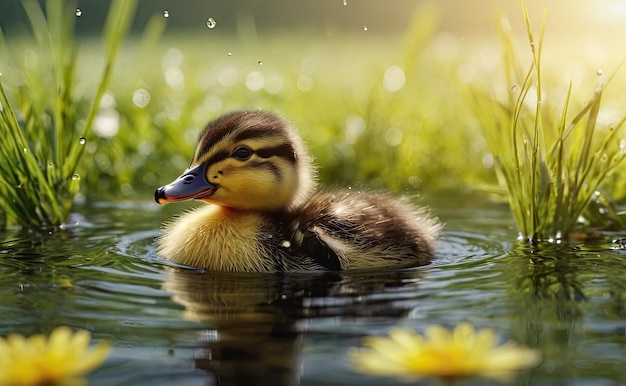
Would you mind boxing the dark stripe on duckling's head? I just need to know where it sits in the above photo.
[246,160,283,181]
[232,126,277,143]
[204,150,230,169]
[195,110,293,163]
[202,144,295,169]
[195,111,248,161]
[185,109,316,211]
[256,144,296,163]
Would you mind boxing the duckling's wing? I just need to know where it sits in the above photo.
[289,227,343,270]
[285,189,441,270]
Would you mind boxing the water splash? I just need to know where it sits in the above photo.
[206,18,216,29]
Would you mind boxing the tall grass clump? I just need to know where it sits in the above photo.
[0,0,137,229]
[475,4,626,242]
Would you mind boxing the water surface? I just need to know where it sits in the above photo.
[1,196,625,385]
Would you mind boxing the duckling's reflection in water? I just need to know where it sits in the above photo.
[163,267,425,385]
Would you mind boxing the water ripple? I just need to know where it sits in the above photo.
[1,201,626,385]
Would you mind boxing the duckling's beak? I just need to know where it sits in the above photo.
[155,163,216,204]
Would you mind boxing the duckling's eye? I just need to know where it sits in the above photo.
[232,146,252,161]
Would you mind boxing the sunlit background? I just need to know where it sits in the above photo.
[0,0,625,196]
[2,0,625,48]
[1,2,626,385]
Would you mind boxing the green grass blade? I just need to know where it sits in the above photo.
[0,0,137,229]
[476,0,626,241]
[64,0,138,179]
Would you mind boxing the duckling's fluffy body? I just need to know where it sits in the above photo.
[155,110,441,272]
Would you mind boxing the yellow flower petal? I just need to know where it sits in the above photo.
[388,328,425,352]
[72,341,113,374]
[452,322,476,343]
[349,347,419,377]
[0,326,112,386]
[362,335,413,364]
[473,328,498,351]
[486,343,542,370]
[424,324,451,345]
[351,323,540,382]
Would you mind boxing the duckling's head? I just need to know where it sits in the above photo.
[155,110,316,211]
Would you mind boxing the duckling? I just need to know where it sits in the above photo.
[155,110,441,272]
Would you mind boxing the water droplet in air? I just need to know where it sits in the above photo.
[257,60,263,65]
[71,174,80,181]
[75,8,82,17]
[343,0,348,5]
[363,25,368,31]
[132,89,151,108]
[48,161,54,167]
[79,137,86,145]
[459,36,465,42]
[206,17,216,28]
[163,10,170,18]
[596,69,605,88]
[227,52,232,56]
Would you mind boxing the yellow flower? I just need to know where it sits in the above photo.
[0,326,112,386]
[350,322,540,381]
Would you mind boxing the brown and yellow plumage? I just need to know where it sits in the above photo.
[155,110,440,272]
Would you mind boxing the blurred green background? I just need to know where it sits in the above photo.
[1,0,625,200]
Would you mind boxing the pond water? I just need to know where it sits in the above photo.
[1,194,626,386]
